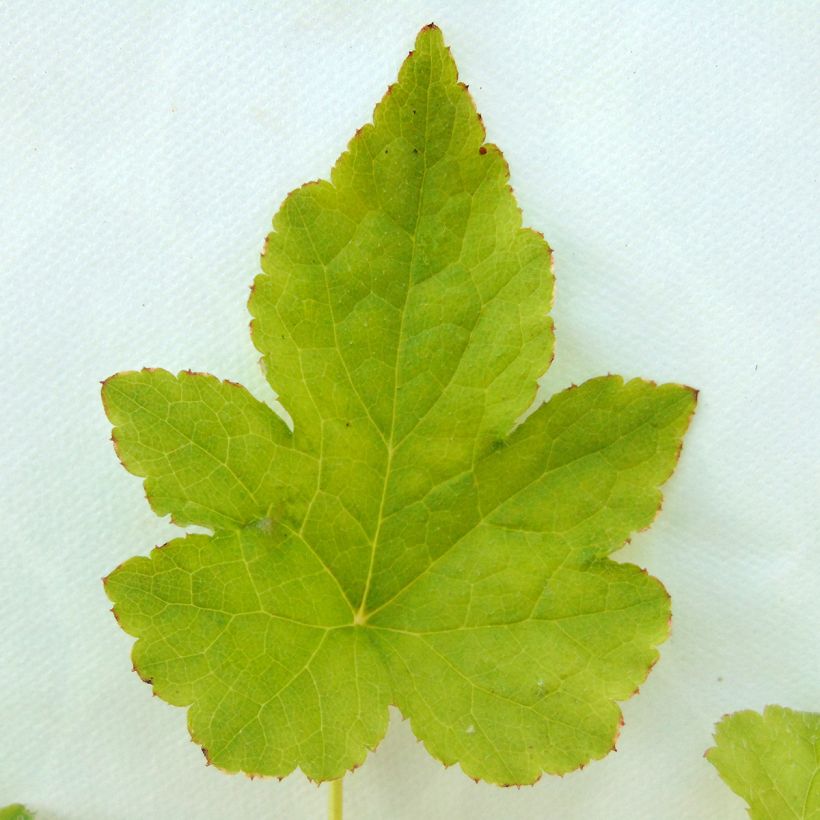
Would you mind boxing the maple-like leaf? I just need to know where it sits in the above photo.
[707,706,820,819]
[102,24,696,784]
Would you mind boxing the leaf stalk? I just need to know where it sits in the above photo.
[328,778,343,820]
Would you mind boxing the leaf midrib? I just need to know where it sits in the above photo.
[355,53,436,621]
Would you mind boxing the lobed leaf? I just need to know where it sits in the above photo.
[103,24,697,784]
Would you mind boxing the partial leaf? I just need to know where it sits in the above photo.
[103,24,697,784]
[707,706,820,819]
[0,806,35,820]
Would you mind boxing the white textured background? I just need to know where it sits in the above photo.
[1,2,818,818]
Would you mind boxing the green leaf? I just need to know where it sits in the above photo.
[0,806,35,820]
[707,706,820,819]
[103,23,696,785]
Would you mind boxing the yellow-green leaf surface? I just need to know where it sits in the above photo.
[103,24,697,784]
[707,706,820,819]
[0,806,35,820]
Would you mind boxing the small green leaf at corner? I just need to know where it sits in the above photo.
[102,24,698,785]
[0,806,35,820]
[707,706,820,819]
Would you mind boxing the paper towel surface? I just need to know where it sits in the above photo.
[1,2,817,818]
